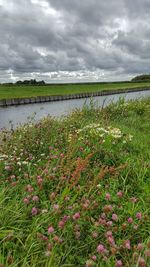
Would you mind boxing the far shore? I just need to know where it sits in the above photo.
[0,86,150,107]
[1,81,150,100]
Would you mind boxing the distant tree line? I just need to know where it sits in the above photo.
[15,79,45,85]
[131,74,150,82]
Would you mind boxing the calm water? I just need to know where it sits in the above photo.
[0,90,150,130]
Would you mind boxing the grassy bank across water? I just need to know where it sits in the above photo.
[0,98,150,266]
[0,82,150,99]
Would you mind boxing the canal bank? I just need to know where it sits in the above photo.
[0,87,150,107]
[0,89,150,130]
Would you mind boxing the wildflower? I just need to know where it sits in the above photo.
[107,236,115,246]
[31,207,38,216]
[58,220,65,229]
[138,257,146,267]
[26,184,34,193]
[106,221,113,227]
[117,191,123,198]
[11,182,17,187]
[128,134,133,141]
[105,193,111,201]
[92,232,98,238]
[53,204,59,211]
[32,195,39,202]
[105,231,113,238]
[130,197,138,203]
[124,240,131,250]
[137,243,144,251]
[127,217,133,224]
[99,218,106,225]
[5,165,12,171]
[136,212,142,220]
[82,200,90,209]
[53,235,63,243]
[37,177,43,186]
[112,214,118,221]
[62,215,70,222]
[23,197,30,204]
[115,260,123,267]
[64,196,70,201]
[103,205,113,213]
[97,244,105,254]
[37,233,48,242]
[41,209,48,214]
[10,175,15,180]
[91,255,97,261]
[48,226,54,234]
[101,213,106,219]
[72,212,80,220]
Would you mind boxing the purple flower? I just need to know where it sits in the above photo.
[72,212,80,220]
[58,220,65,229]
[91,255,97,261]
[117,191,123,198]
[97,244,105,254]
[136,212,142,220]
[137,243,143,251]
[115,260,123,267]
[23,198,30,204]
[31,207,38,216]
[105,193,111,201]
[124,240,131,250]
[127,217,133,224]
[112,214,118,221]
[138,257,146,267]
[32,195,39,202]
[48,226,54,234]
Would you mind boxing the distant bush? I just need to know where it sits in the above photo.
[131,74,150,82]
[16,79,46,85]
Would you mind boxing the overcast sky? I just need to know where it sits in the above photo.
[0,0,150,83]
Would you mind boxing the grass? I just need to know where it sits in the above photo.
[0,82,150,99]
[0,97,150,266]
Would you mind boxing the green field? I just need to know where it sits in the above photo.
[0,82,150,99]
[0,98,150,266]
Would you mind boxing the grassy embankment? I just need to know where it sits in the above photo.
[0,82,150,99]
[0,98,150,266]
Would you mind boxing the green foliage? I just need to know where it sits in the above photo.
[0,98,150,266]
[131,74,150,82]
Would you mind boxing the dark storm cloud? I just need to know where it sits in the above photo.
[0,0,150,82]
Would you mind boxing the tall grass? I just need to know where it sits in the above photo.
[0,98,150,266]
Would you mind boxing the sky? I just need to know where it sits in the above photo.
[0,0,150,83]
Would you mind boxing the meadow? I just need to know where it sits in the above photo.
[0,82,150,99]
[0,98,150,266]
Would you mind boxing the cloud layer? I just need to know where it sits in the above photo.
[0,0,150,82]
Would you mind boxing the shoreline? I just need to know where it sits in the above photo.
[0,87,150,107]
